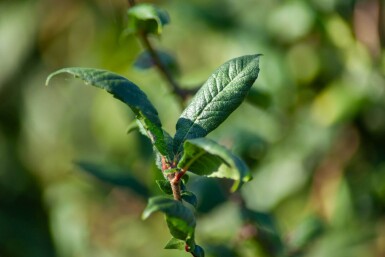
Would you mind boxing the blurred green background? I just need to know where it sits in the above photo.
[1,0,385,256]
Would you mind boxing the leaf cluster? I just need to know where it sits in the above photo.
[46,3,261,256]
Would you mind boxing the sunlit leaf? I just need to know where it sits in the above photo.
[127,4,170,35]
[178,138,252,191]
[164,237,185,250]
[46,68,171,158]
[174,54,261,154]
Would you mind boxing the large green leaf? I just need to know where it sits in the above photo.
[142,196,196,241]
[126,4,170,35]
[178,138,252,191]
[46,68,170,157]
[173,54,261,154]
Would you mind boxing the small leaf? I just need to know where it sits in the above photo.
[75,161,149,198]
[246,87,271,109]
[174,54,261,154]
[46,68,171,158]
[156,180,173,195]
[191,245,205,257]
[181,191,198,208]
[134,50,179,75]
[164,238,185,250]
[127,4,170,35]
[178,138,252,191]
[142,196,196,241]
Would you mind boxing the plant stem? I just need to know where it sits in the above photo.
[127,0,199,107]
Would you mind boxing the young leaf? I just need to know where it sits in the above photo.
[46,68,170,158]
[178,138,252,191]
[75,161,149,198]
[164,237,185,250]
[174,54,261,154]
[126,4,170,36]
[156,180,173,195]
[142,196,196,241]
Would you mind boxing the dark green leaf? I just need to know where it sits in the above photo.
[156,180,173,195]
[181,191,198,208]
[75,161,149,198]
[134,50,179,75]
[191,245,205,257]
[174,54,261,154]
[178,138,252,191]
[126,4,170,35]
[246,87,271,109]
[164,237,185,250]
[181,173,189,185]
[142,196,196,240]
[288,215,324,250]
[46,68,171,158]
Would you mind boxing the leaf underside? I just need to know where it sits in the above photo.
[178,138,252,191]
[142,196,196,241]
[46,68,171,158]
[174,54,261,154]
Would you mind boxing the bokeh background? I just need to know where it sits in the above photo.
[1,0,385,256]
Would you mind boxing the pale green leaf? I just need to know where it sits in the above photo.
[126,4,169,35]
[174,54,261,154]
[178,138,252,191]
[164,237,185,250]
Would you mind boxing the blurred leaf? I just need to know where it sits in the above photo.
[205,244,237,257]
[142,196,196,241]
[178,138,252,191]
[240,207,284,255]
[246,87,271,109]
[46,68,172,159]
[173,54,261,154]
[288,215,324,251]
[164,237,185,250]
[134,50,179,75]
[181,191,198,208]
[76,161,149,198]
[191,245,205,257]
[156,180,173,195]
[126,4,170,35]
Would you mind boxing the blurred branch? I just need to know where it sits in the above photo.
[378,0,385,48]
[127,0,199,108]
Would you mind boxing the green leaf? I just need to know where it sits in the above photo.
[46,68,170,158]
[142,196,196,241]
[173,54,261,154]
[156,180,173,195]
[127,4,170,35]
[164,237,185,250]
[178,138,252,191]
[134,50,179,75]
[75,161,149,198]
[191,245,205,257]
[181,191,198,208]
[246,87,271,109]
